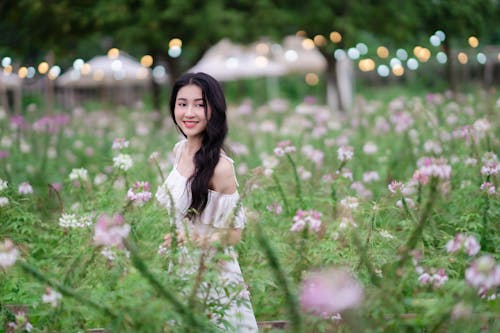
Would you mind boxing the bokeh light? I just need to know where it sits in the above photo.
[302,38,315,50]
[476,53,486,64]
[27,66,36,79]
[313,35,327,47]
[73,59,84,71]
[329,31,342,43]
[334,49,346,61]
[18,66,28,79]
[358,59,375,72]
[435,30,446,41]
[457,52,468,64]
[107,48,119,59]
[436,52,447,64]
[3,65,12,74]
[347,47,360,60]
[468,36,479,48]
[407,58,419,70]
[48,65,61,80]
[305,73,319,85]
[169,38,182,48]
[377,64,390,77]
[140,55,154,67]
[356,43,368,55]
[1,57,12,68]
[376,46,389,59]
[413,46,431,62]
[168,46,182,58]
[396,49,408,61]
[392,65,404,76]
[429,35,441,47]
[38,62,49,74]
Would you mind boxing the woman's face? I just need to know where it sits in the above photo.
[174,84,211,140]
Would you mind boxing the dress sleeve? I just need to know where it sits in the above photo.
[199,192,246,229]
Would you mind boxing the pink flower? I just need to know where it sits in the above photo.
[266,202,282,215]
[300,268,363,316]
[274,140,296,156]
[412,170,429,185]
[362,171,379,183]
[480,182,495,195]
[291,209,322,233]
[18,182,33,195]
[388,180,404,194]
[112,138,130,150]
[337,146,354,162]
[0,239,19,269]
[416,156,452,180]
[465,255,500,292]
[445,233,480,256]
[127,181,152,206]
[93,214,130,248]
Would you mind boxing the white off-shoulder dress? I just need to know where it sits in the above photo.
[156,140,258,332]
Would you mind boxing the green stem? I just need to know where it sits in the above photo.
[286,154,304,207]
[353,228,380,287]
[18,260,118,319]
[124,239,212,332]
[398,177,439,266]
[256,223,302,333]
[272,173,290,215]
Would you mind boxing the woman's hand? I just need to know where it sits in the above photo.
[162,230,187,247]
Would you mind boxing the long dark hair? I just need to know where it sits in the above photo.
[169,72,228,219]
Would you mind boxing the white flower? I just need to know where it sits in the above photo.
[0,178,8,191]
[69,168,89,182]
[42,287,62,307]
[0,196,9,207]
[337,146,354,162]
[113,153,133,171]
[112,138,130,150]
[58,213,93,228]
[0,239,19,269]
[18,182,33,195]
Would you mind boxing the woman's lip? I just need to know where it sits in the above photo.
[183,121,198,129]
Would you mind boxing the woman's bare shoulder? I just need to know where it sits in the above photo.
[212,156,237,194]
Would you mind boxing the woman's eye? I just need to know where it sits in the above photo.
[196,104,205,108]
[177,103,186,107]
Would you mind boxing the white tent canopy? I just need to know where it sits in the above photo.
[57,53,151,88]
[188,39,288,81]
[0,72,22,89]
[278,35,327,73]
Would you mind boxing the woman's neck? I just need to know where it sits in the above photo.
[184,137,202,157]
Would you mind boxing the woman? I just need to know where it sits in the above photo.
[155,72,258,332]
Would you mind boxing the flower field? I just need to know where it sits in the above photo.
[1,87,499,332]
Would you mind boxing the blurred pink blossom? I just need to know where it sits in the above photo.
[291,209,322,233]
[337,146,354,162]
[465,255,500,292]
[112,138,130,150]
[416,156,451,180]
[0,239,19,269]
[300,268,363,316]
[388,180,404,194]
[127,181,152,206]
[18,182,33,195]
[446,233,480,256]
[93,213,130,248]
[266,202,282,215]
[480,182,495,195]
